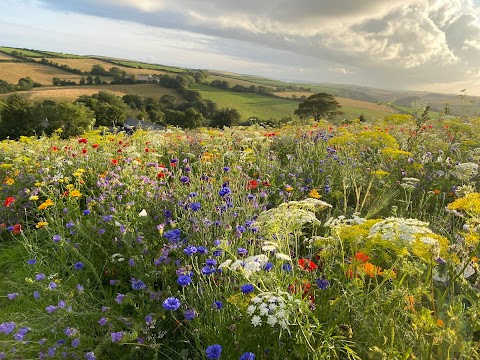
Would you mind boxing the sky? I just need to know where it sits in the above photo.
[1,0,480,95]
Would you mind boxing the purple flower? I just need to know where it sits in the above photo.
[33,291,40,299]
[315,278,330,290]
[180,176,190,184]
[0,322,16,335]
[115,293,126,304]
[71,338,80,348]
[74,262,84,270]
[111,332,123,343]
[52,235,62,243]
[98,317,107,326]
[102,215,113,222]
[76,284,84,293]
[66,222,75,229]
[85,352,96,360]
[46,305,57,314]
[205,258,217,266]
[48,281,57,290]
[184,309,196,320]
[162,297,181,311]
[27,259,37,265]
[64,327,77,337]
[35,273,46,281]
[263,262,273,271]
[201,266,215,275]
[145,314,154,325]
[240,284,254,294]
[131,278,146,290]
[128,258,135,267]
[240,352,256,360]
[7,293,19,300]
[282,263,292,272]
[164,229,181,242]
[197,246,208,254]
[205,344,222,359]
[83,209,91,215]
[177,275,192,287]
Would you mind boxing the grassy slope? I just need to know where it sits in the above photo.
[0,46,45,57]
[191,84,299,120]
[0,62,91,85]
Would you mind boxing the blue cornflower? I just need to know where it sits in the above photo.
[240,352,256,360]
[223,166,230,171]
[48,281,57,290]
[177,275,192,287]
[7,293,18,300]
[201,266,215,275]
[52,234,61,243]
[324,184,331,194]
[263,262,273,271]
[282,263,292,272]
[102,215,113,222]
[240,284,254,294]
[205,344,222,359]
[205,258,217,266]
[162,297,181,311]
[237,248,248,256]
[83,209,91,215]
[46,305,57,314]
[131,278,146,290]
[33,291,40,299]
[66,222,75,229]
[236,225,246,233]
[190,202,201,211]
[0,322,16,334]
[74,262,84,270]
[98,317,107,326]
[145,314,154,325]
[315,278,330,290]
[27,259,37,265]
[197,246,208,254]
[212,301,223,310]
[213,249,223,257]
[71,338,80,348]
[184,245,197,256]
[180,176,190,184]
[218,186,231,197]
[110,331,123,342]
[184,309,196,320]
[189,192,197,197]
[164,229,181,242]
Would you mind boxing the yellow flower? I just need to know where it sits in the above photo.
[38,199,54,210]
[29,195,39,201]
[4,177,14,185]
[69,189,82,198]
[285,186,294,192]
[308,189,321,199]
[36,221,48,229]
[66,184,75,191]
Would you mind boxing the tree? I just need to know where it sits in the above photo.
[294,93,343,120]
[210,108,241,128]
[0,80,15,94]
[76,91,127,126]
[33,102,95,138]
[0,94,35,139]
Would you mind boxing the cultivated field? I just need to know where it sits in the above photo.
[43,58,170,76]
[0,52,15,60]
[0,62,87,85]
[0,84,183,102]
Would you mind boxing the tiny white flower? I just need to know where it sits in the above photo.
[266,315,277,327]
[275,253,291,261]
[251,315,262,327]
[259,306,269,316]
[219,259,232,269]
[251,296,262,304]
[246,305,256,315]
[230,260,244,271]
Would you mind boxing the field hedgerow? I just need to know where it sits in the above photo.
[1,118,480,359]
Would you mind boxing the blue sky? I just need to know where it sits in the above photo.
[1,0,480,95]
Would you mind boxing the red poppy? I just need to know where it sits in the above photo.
[246,179,258,190]
[12,223,22,235]
[3,197,15,207]
[78,138,88,144]
[111,159,119,166]
[298,258,318,272]
[92,144,99,149]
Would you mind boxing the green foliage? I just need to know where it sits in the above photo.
[210,108,241,128]
[294,93,343,120]
[0,93,35,139]
[77,91,128,126]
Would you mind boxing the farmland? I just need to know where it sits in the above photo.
[0,84,183,102]
[0,62,86,85]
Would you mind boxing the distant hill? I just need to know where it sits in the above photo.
[1,45,479,119]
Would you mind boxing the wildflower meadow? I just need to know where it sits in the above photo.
[1,114,480,359]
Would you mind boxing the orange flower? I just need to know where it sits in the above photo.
[38,199,54,210]
[436,319,445,327]
[404,295,415,312]
[246,179,258,190]
[362,262,383,277]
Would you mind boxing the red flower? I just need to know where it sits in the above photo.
[354,252,369,263]
[111,159,119,166]
[12,223,22,235]
[3,197,15,207]
[92,144,99,149]
[78,138,88,144]
[246,179,258,190]
[298,258,318,272]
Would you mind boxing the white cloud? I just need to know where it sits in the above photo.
[329,67,354,75]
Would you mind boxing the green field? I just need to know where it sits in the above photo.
[191,84,299,120]
[106,59,186,73]
[40,50,88,59]
[0,47,46,57]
